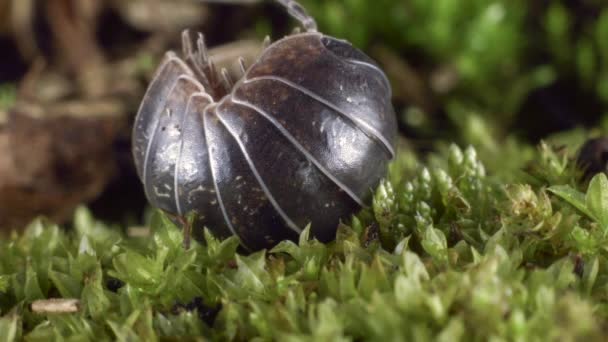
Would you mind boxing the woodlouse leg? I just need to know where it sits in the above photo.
[256,36,271,61]
[175,214,192,250]
[181,30,217,97]
[237,57,247,77]
[162,211,192,250]
[220,68,233,92]
[262,36,271,50]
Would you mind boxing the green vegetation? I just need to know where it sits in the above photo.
[2,138,608,340]
[0,83,16,112]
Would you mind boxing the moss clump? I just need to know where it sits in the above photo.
[2,139,608,340]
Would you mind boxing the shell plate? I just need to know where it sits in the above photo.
[132,32,397,250]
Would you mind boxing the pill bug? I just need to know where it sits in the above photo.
[132,0,397,250]
[576,137,608,180]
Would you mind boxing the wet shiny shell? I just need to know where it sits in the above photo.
[132,32,397,250]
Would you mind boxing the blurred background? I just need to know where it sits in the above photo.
[0,0,607,231]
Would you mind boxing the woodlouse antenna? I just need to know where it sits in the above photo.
[199,1,317,32]
[274,0,317,32]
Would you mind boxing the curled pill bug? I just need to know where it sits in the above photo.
[132,0,397,251]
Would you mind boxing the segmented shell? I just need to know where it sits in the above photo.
[132,31,396,250]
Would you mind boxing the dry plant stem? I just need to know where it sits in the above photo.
[10,0,38,60]
[46,0,107,98]
[17,57,47,100]
[31,299,80,314]
[109,0,208,32]
[127,226,151,238]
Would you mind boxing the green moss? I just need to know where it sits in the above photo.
[2,136,608,340]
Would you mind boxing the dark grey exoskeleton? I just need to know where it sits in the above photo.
[132,0,397,250]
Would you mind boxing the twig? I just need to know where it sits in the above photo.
[127,226,151,237]
[46,0,107,98]
[30,299,80,314]
[11,0,38,61]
